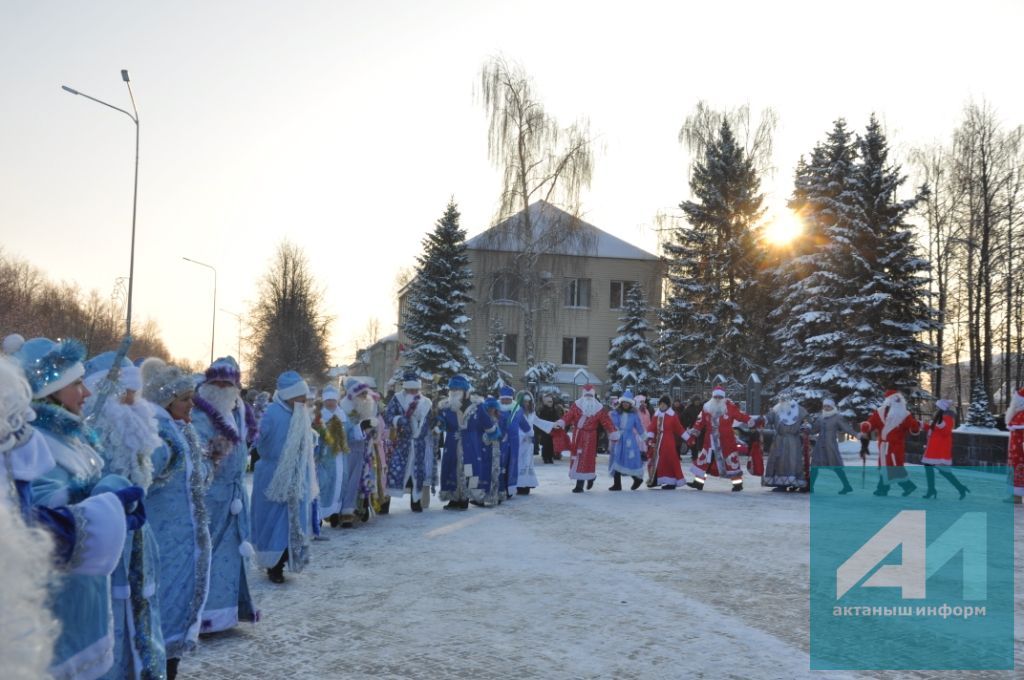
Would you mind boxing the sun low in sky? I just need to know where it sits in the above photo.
[763,211,804,247]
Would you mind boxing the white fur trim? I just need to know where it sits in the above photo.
[402,379,422,390]
[711,387,726,397]
[70,492,127,576]
[238,541,255,559]
[35,361,85,399]
[277,379,309,402]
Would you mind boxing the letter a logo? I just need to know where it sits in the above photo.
[836,510,926,599]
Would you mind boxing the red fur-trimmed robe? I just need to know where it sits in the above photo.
[689,399,754,480]
[559,400,615,481]
[860,407,920,483]
[1008,409,1024,497]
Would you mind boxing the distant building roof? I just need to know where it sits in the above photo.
[465,201,658,261]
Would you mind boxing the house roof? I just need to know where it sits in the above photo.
[465,201,658,261]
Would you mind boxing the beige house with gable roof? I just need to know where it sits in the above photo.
[397,201,663,396]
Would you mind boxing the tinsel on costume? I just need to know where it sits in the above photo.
[153,416,212,657]
[323,415,348,455]
[31,401,104,482]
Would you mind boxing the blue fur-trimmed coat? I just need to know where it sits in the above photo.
[463,402,504,505]
[29,404,131,680]
[191,402,259,633]
[384,392,434,502]
[146,407,212,660]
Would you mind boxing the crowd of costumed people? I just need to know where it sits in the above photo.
[2,331,1023,679]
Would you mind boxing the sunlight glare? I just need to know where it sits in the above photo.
[764,211,803,246]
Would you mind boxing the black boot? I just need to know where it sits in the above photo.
[516,487,530,495]
[661,484,676,490]
[460,499,470,509]
[268,551,287,583]
[572,480,585,493]
[630,476,643,491]
[732,481,744,492]
[328,513,340,528]
[443,500,461,511]
[686,478,704,491]
[873,478,890,497]
[586,479,594,490]
[167,657,180,680]
[938,468,970,500]
[411,498,423,513]
[899,479,917,497]
[923,465,938,499]
[378,499,390,515]
[835,469,853,495]
[609,472,622,491]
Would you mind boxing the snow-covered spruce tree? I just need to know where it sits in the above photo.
[607,284,659,394]
[478,318,512,396]
[771,119,862,414]
[402,199,481,382]
[523,361,556,389]
[845,115,935,409]
[966,377,998,428]
[658,120,766,386]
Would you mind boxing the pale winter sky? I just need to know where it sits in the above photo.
[1,1,1022,369]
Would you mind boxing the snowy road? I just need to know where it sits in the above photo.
[191,448,1022,680]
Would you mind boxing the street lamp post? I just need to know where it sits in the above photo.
[219,308,243,371]
[183,257,217,364]
[62,70,140,335]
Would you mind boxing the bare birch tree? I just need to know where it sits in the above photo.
[477,56,595,370]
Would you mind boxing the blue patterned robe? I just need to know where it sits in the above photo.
[607,409,647,478]
[30,406,131,680]
[251,399,311,571]
[498,408,518,495]
[437,405,467,502]
[147,408,212,660]
[463,402,504,505]
[191,403,258,634]
[384,392,434,503]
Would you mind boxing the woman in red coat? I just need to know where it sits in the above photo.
[646,396,686,489]
[921,398,969,499]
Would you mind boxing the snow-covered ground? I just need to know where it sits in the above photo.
[191,442,1022,679]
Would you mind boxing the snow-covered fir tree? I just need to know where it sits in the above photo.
[966,378,998,428]
[845,115,934,405]
[478,318,513,395]
[607,284,659,394]
[772,117,934,418]
[523,361,556,389]
[659,121,767,386]
[402,199,481,381]
[771,119,862,413]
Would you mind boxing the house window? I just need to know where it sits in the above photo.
[491,273,520,302]
[500,334,518,363]
[564,278,591,308]
[562,337,588,365]
[609,280,639,309]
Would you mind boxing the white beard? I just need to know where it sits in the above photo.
[704,399,727,419]
[1006,392,1024,425]
[87,397,160,489]
[199,383,241,420]
[352,395,377,422]
[881,396,909,439]
[773,400,800,426]
[575,396,602,418]
[0,501,58,680]
[499,402,514,412]
[447,390,465,411]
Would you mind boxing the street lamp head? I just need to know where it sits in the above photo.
[121,70,130,83]
[61,85,80,95]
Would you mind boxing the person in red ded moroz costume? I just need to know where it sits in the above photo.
[860,388,921,497]
[553,384,616,493]
[1006,386,1024,503]
[685,385,757,492]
